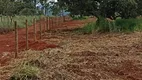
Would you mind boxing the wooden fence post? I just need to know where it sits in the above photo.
[52,17,54,29]
[48,17,50,30]
[33,18,37,41]
[26,20,29,50]
[10,16,13,23]
[14,21,18,58]
[46,17,48,31]
[39,19,42,39]
[58,17,59,28]
[59,16,62,28]
[44,17,46,33]
[57,16,60,27]
[56,17,58,28]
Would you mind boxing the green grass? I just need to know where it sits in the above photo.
[115,18,137,32]
[81,22,96,34]
[0,15,44,29]
[79,17,142,34]
[133,18,142,31]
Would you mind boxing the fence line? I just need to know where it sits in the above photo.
[13,16,68,56]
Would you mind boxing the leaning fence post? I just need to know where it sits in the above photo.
[26,20,29,50]
[33,18,37,41]
[14,21,18,58]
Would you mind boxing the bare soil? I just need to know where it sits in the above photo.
[0,17,95,67]
[0,17,142,80]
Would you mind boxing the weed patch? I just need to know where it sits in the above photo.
[10,64,40,80]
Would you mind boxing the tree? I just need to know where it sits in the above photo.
[0,0,15,15]
[50,2,60,15]
[137,0,142,15]
[0,0,37,16]
[58,0,140,19]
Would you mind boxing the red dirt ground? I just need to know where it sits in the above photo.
[0,20,57,54]
[0,17,95,53]
[0,17,95,66]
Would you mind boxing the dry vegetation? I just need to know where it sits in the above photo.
[1,31,142,80]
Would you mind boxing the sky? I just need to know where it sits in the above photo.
[49,0,57,2]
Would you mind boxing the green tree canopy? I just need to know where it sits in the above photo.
[58,0,141,19]
[0,0,37,16]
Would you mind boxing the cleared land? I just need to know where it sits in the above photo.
[0,18,142,80]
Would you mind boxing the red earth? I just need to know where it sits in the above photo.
[0,17,95,66]
[0,17,95,54]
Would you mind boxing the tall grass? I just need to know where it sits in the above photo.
[115,18,138,32]
[81,17,142,33]
[133,18,142,31]
[80,22,96,34]
[95,17,115,32]
[0,15,44,29]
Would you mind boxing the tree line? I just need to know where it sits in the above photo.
[0,0,49,16]
[1,0,142,19]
